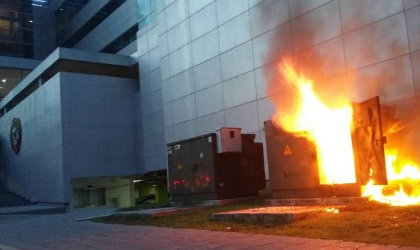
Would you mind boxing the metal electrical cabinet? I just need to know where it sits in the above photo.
[167,132,265,202]
[264,121,321,198]
[167,134,217,200]
[265,120,362,198]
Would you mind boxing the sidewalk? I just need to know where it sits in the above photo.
[0,207,418,249]
[0,205,65,215]
[0,223,418,250]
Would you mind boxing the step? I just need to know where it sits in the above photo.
[0,189,33,207]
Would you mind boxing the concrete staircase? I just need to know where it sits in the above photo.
[0,189,33,207]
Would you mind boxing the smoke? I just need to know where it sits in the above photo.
[264,1,353,112]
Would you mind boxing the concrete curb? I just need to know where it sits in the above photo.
[0,206,66,216]
[73,213,115,221]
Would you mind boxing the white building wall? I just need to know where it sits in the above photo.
[137,17,167,173]
[139,0,420,177]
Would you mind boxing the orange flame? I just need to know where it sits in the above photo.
[361,114,420,206]
[362,150,420,206]
[272,59,355,184]
[271,59,420,206]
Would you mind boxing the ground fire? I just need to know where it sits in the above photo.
[268,58,420,206]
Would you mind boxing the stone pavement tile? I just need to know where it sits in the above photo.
[203,242,241,249]
[239,242,296,250]
[358,244,402,250]
[283,239,343,249]
[117,232,150,240]
[153,238,178,244]
[145,244,189,250]
[43,242,92,250]
[96,237,134,246]
[176,234,208,241]
[43,241,90,250]
[58,240,102,250]
[170,240,202,246]
[96,241,145,250]
[267,236,314,245]
[205,238,293,250]
[201,233,242,242]
[178,244,212,249]
[323,241,369,249]
[192,242,221,249]
[82,243,134,250]
[235,235,301,248]
[185,229,250,239]
[196,240,234,248]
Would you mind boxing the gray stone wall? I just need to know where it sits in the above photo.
[142,0,420,177]
[60,72,139,201]
[0,74,64,202]
[0,72,140,203]
[136,17,167,173]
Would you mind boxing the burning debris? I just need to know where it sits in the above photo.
[362,150,420,206]
[325,207,340,214]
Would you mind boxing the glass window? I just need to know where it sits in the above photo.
[0,0,34,58]
[0,67,30,98]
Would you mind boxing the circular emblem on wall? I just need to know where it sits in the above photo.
[10,118,22,154]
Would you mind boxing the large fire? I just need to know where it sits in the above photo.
[271,58,420,206]
[272,59,355,184]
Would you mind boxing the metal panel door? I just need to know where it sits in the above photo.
[190,135,216,194]
[265,121,319,190]
[352,96,388,185]
[167,142,193,195]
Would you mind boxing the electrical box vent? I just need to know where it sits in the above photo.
[216,127,242,153]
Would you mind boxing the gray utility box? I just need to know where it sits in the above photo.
[216,127,242,153]
[167,132,265,202]
[264,120,361,198]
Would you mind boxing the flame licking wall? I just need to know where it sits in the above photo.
[260,0,420,205]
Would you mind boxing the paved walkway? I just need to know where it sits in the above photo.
[0,205,65,215]
[0,207,418,250]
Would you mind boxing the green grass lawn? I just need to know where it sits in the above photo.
[92,200,420,247]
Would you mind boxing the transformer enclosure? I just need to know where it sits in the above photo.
[264,120,361,198]
[167,132,265,202]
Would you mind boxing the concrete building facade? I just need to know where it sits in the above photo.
[0,0,419,208]
[145,0,420,177]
